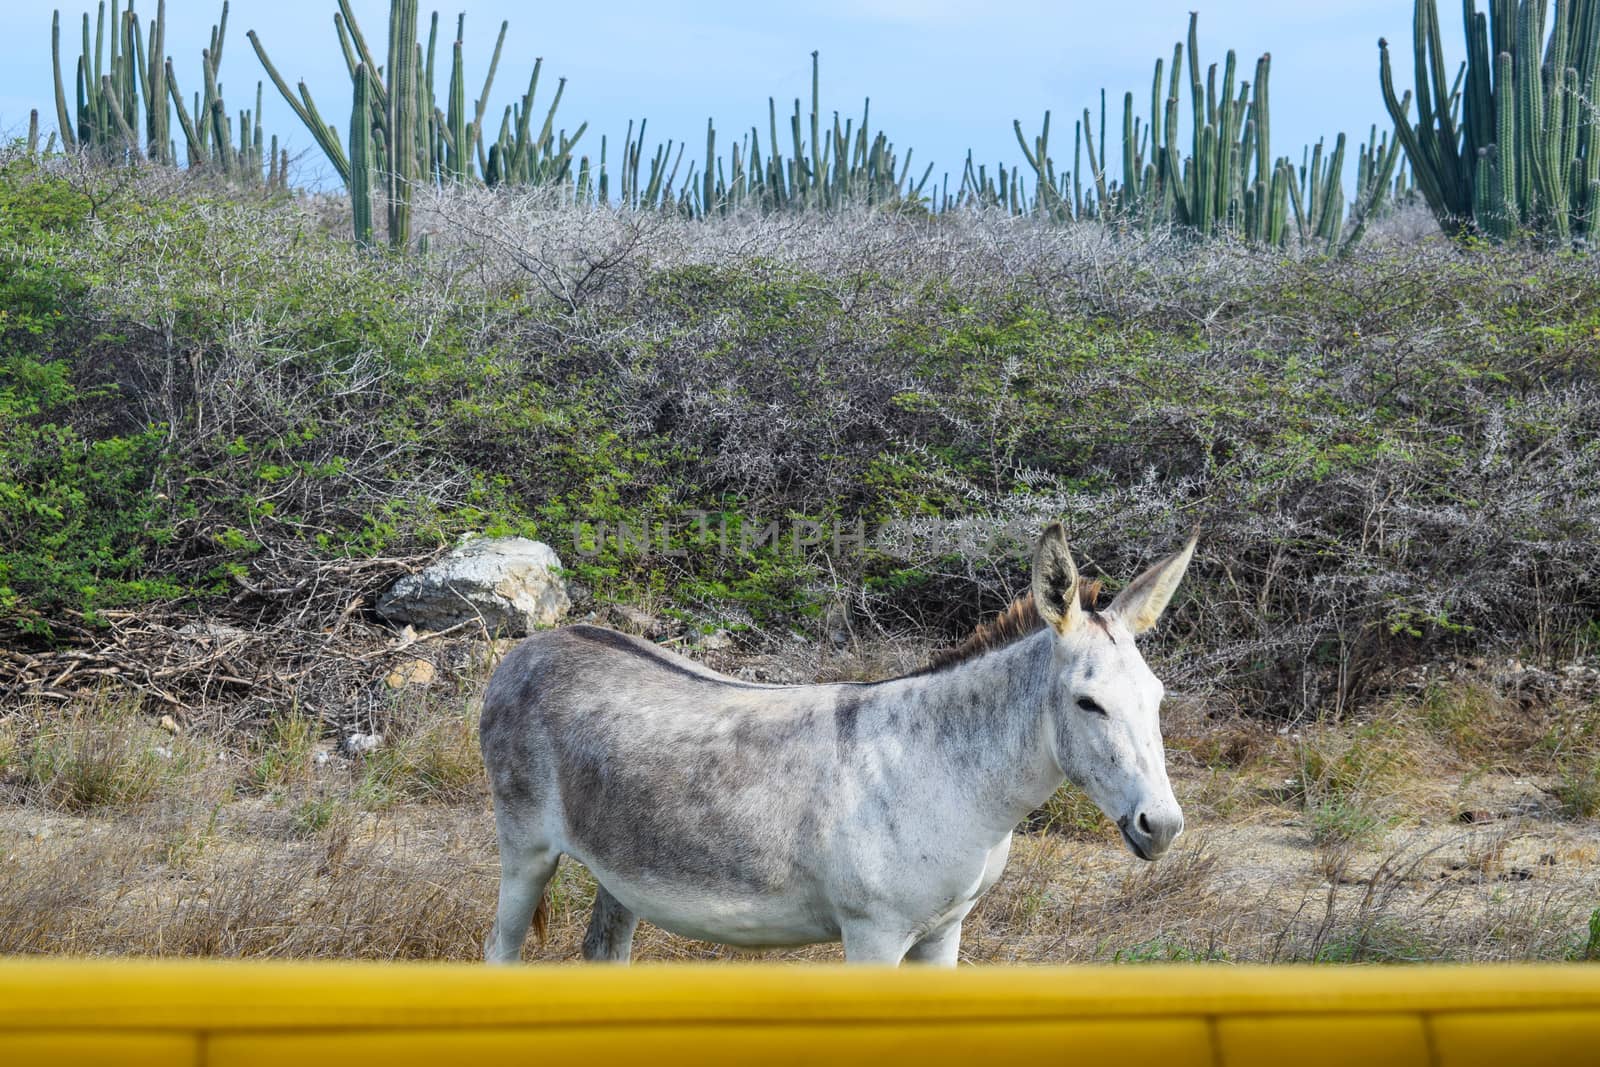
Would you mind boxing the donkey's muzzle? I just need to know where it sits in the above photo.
[1118,805,1184,861]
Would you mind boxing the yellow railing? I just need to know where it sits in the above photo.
[1,959,1597,1065]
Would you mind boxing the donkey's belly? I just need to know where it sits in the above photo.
[584,861,840,948]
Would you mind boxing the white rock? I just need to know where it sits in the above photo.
[377,536,570,636]
[699,629,733,651]
[343,732,383,756]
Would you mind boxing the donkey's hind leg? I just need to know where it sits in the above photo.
[485,840,560,964]
[903,919,963,966]
[582,884,639,962]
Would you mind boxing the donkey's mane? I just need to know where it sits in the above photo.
[920,580,1103,674]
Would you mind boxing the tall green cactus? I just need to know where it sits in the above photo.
[350,63,375,247]
[1380,0,1600,241]
[252,1,574,247]
[50,1,282,187]
[1007,13,1402,252]
[385,0,418,249]
[1344,123,1408,248]
[634,52,927,218]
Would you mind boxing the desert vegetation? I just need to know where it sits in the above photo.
[40,0,1600,251]
[3,155,1597,716]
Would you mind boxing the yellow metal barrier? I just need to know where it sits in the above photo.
[1,959,1598,1066]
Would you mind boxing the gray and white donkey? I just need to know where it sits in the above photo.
[480,523,1197,965]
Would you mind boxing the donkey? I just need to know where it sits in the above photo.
[479,523,1196,965]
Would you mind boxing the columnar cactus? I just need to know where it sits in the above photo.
[1380,0,1600,241]
[1007,13,1403,252]
[252,1,572,245]
[351,63,375,247]
[385,0,418,249]
[49,1,283,185]
[666,53,929,217]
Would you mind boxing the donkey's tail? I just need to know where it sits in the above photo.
[531,890,550,946]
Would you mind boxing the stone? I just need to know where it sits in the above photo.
[342,732,383,756]
[377,536,571,636]
[384,658,437,688]
[608,604,661,636]
[699,629,733,651]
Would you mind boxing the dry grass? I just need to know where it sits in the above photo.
[356,696,486,808]
[1556,754,1600,819]
[3,694,214,813]
[1,670,1598,964]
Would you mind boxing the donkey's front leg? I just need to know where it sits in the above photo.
[840,920,915,964]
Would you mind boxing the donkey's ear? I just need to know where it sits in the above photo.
[1108,528,1199,635]
[1032,523,1085,633]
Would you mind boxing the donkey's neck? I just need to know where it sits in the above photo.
[880,628,1065,838]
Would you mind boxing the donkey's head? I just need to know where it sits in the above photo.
[1031,523,1197,861]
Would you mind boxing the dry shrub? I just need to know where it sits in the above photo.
[1022,784,1115,842]
[0,829,152,954]
[6,695,204,813]
[357,691,487,808]
[1169,714,1272,771]
[245,711,320,793]
[1106,835,1220,913]
[0,806,496,960]
[1457,825,1517,880]
[1295,721,1422,847]
[1415,679,1547,767]
[1555,754,1600,819]
[155,838,492,959]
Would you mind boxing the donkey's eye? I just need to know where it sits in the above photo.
[1076,696,1108,716]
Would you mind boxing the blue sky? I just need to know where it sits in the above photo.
[0,1,1471,196]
